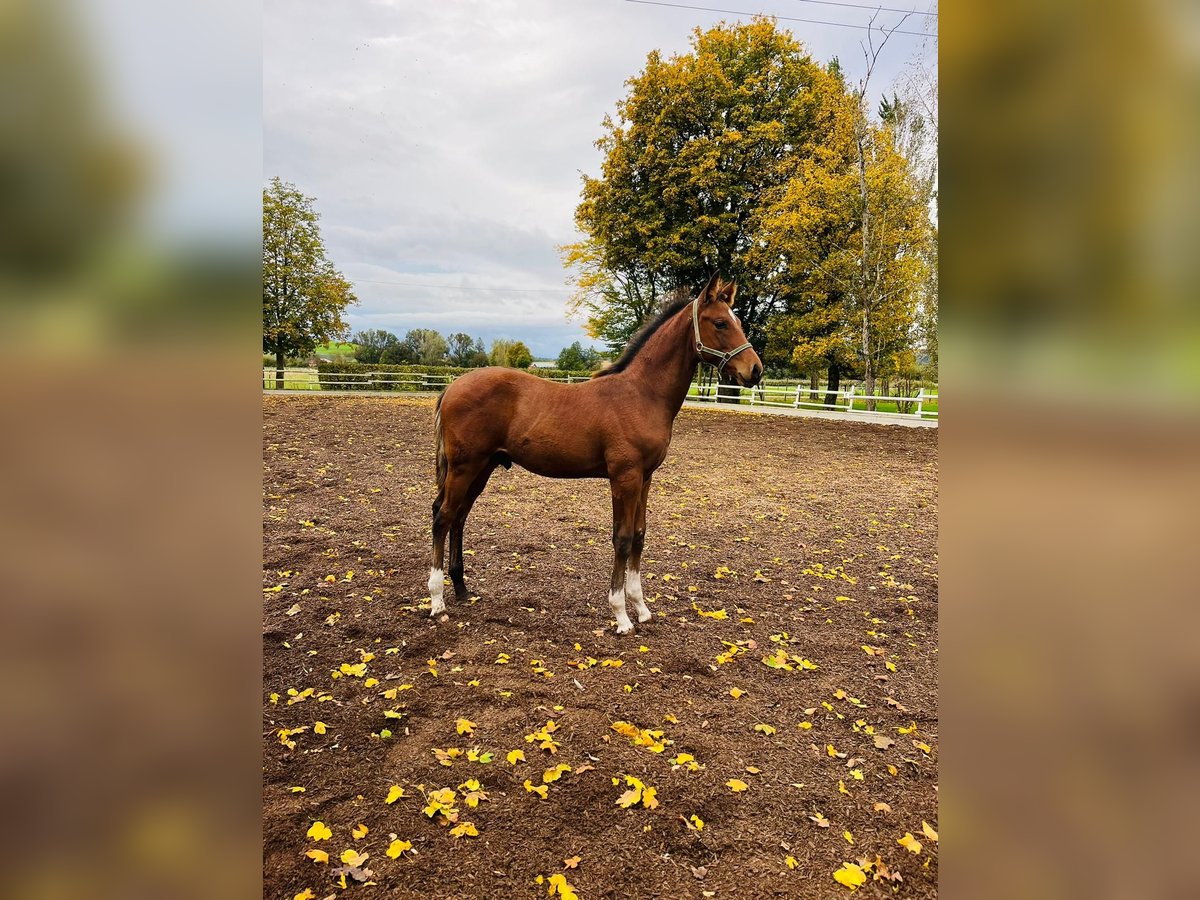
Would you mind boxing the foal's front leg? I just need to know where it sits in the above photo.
[608,472,642,635]
[626,477,652,624]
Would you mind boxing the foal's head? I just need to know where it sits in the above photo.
[693,274,764,387]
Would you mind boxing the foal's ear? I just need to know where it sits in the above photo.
[699,272,722,305]
[717,280,737,306]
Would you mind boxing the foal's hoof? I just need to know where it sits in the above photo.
[614,621,634,635]
[636,608,652,624]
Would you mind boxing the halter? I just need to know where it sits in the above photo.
[692,298,753,375]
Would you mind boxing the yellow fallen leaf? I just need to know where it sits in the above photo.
[351,823,368,840]
[456,718,476,736]
[922,820,939,842]
[386,838,412,858]
[294,890,316,900]
[843,830,854,844]
[833,862,867,890]
[306,821,332,841]
[507,749,526,765]
[305,849,329,864]
[898,832,923,854]
[543,764,571,784]
[524,779,548,799]
[754,723,777,736]
[563,855,581,869]
[450,821,479,838]
[726,779,749,792]
[641,786,659,809]
[340,848,367,866]
[730,688,746,699]
[686,813,704,832]
[547,873,579,900]
[616,787,642,808]
[785,855,798,869]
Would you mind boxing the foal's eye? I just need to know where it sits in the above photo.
[714,320,728,330]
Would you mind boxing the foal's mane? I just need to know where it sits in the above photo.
[591,294,694,379]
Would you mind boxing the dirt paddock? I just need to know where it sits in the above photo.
[263,395,938,899]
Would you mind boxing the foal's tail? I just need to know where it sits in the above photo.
[433,391,448,499]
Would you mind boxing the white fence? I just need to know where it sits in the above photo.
[263,368,937,421]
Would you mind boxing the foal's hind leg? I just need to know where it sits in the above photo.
[430,456,491,618]
[626,477,653,624]
[448,462,496,602]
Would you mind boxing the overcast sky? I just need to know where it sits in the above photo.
[264,0,935,357]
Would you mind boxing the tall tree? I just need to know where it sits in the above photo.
[557,340,603,372]
[563,19,847,356]
[263,177,355,388]
[397,328,448,366]
[507,341,533,369]
[446,332,477,367]
[352,329,399,365]
[489,338,514,367]
[469,338,489,367]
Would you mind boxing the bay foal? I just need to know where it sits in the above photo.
[428,274,763,633]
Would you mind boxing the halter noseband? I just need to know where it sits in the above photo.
[692,298,753,375]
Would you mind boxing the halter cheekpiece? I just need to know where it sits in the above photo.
[692,298,753,375]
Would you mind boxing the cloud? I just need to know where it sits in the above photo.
[265,0,929,356]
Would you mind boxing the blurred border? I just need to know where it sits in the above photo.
[0,2,261,897]
[943,0,1199,897]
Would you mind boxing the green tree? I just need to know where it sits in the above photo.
[446,332,478,367]
[563,19,848,355]
[489,338,532,368]
[397,328,447,366]
[557,340,602,371]
[507,341,533,369]
[263,177,356,388]
[468,338,490,367]
[352,329,399,365]
[489,338,514,367]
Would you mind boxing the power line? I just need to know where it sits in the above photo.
[622,0,933,37]
[354,277,568,294]
[788,0,936,18]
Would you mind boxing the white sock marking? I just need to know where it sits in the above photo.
[626,569,651,623]
[428,568,445,617]
[609,588,633,634]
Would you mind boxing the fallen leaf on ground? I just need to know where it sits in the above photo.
[833,862,867,890]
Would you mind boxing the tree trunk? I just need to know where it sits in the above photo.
[275,342,286,391]
[808,370,819,403]
[862,311,875,411]
[825,364,841,409]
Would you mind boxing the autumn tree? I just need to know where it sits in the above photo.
[489,338,514,368]
[507,341,533,369]
[487,338,533,368]
[563,19,848,357]
[263,177,355,388]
